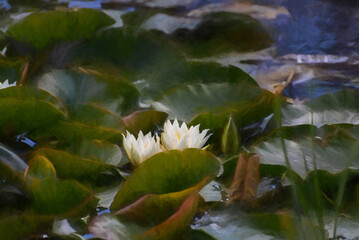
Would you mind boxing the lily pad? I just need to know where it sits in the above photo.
[252,136,359,179]
[122,109,168,135]
[0,86,64,110]
[281,89,359,127]
[47,121,124,143]
[6,9,115,51]
[114,178,208,225]
[0,57,26,84]
[69,103,124,130]
[110,149,220,211]
[142,194,202,240]
[26,155,56,179]
[36,69,139,115]
[166,12,272,58]
[189,91,276,152]
[32,148,116,181]
[29,177,97,216]
[69,139,124,166]
[0,98,65,135]
[0,213,52,240]
[152,82,266,122]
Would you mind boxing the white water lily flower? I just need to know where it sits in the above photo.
[122,130,162,167]
[162,118,211,151]
[0,79,16,89]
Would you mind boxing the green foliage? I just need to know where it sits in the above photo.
[6,9,115,51]
[110,149,220,211]
[167,12,272,57]
[33,148,115,181]
[153,82,266,122]
[1,4,358,239]
[29,177,97,216]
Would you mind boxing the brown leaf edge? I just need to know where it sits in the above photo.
[140,194,202,240]
[227,154,259,207]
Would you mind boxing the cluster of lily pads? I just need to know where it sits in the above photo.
[0,3,359,240]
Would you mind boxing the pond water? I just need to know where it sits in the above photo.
[49,0,359,100]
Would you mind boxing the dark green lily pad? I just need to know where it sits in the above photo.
[0,213,52,240]
[69,103,124,130]
[0,98,66,135]
[142,194,202,240]
[47,121,124,143]
[114,178,208,225]
[190,91,276,153]
[122,109,168,135]
[29,177,97,216]
[27,155,56,179]
[6,9,114,51]
[167,12,272,58]
[0,58,26,84]
[0,86,65,110]
[110,149,220,211]
[32,148,115,181]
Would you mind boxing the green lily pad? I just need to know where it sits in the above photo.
[152,82,267,122]
[122,109,168,135]
[140,61,257,100]
[29,177,97,216]
[189,91,276,153]
[32,148,116,181]
[166,12,272,58]
[67,139,124,166]
[6,9,115,51]
[0,86,64,110]
[27,155,56,179]
[0,86,66,136]
[0,213,52,240]
[69,103,124,130]
[114,178,208,225]
[36,69,139,115]
[281,89,359,127]
[252,136,359,179]
[47,121,124,143]
[142,194,202,240]
[0,98,66,135]
[110,149,220,211]
[0,58,26,84]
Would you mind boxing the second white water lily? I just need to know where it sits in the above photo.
[0,79,16,90]
[122,131,162,167]
[162,119,211,150]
